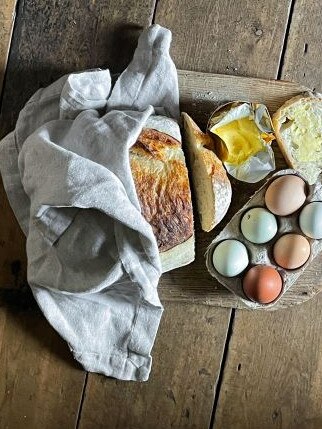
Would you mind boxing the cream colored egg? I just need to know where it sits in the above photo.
[265,175,306,216]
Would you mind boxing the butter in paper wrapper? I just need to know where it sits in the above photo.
[208,102,275,183]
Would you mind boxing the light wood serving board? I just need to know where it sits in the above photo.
[158,69,321,310]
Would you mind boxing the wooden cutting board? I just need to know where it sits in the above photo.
[158,69,321,310]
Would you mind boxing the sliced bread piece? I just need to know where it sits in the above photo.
[273,95,322,184]
[182,112,232,232]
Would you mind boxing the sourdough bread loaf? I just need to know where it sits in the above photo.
[130,115,195,272]
[182,113,231,232]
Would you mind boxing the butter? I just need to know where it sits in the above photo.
[211,117,273,165]
[208,101,276,183]
[281,104,322,163]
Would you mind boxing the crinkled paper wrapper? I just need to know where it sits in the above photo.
[205,169,322,309]
[208,102,275,183]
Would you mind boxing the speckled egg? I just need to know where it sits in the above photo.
[212,239,249,277]
[299,202,322,239]
[241,207,278,244]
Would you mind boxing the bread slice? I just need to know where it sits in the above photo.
[130,117,195,273]
[182,112,232,232]
[273,95,322,184]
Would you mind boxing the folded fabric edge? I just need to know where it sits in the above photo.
[72,349,152,382]
[73,298,164,382]
[30,284,163,382]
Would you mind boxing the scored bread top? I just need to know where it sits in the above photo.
[130,128,194,252]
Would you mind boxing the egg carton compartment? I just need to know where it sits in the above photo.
[205,169,322,309]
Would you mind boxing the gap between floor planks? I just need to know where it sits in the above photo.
[0,1,296,421]
[210,1,296,426]
[76,0,295,426]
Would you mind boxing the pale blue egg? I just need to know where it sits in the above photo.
[241,207,278,244]
[299,202,322,239]
[212,239,249,277]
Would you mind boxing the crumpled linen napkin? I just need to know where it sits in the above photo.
[0,24,180,381]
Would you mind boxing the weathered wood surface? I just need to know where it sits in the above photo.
[155,0,291,78]
[0,0,158,138]
[0,306,86,429]
[178,71,309,127]
[214,2,322,428]
[2,4,85,429]
[78,0,297,428]
[0,2,24,288]
[0,1,157,428]
[282,0,322,93]
[2,67,318,311]
[0,1,308,312]
[159,70,320,310]
[76,0,294,429]
[214,293,322,429]
[0,1,16,92]
[79,304,230,429]
[0,0,320,428]
[0,0,158,290]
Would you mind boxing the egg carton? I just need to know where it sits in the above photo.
[205,169,322,309]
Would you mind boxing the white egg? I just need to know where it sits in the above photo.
[212,239,249,277]
[241,207,278,244]
[299,202,322,239]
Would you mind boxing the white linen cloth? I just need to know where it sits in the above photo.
[0,24,180,381]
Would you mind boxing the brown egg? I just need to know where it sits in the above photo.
[243,265,283,304]
[273,233,311,269]
[265,175,307,216]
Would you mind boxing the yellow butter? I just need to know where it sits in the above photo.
[283,104,322,163]
[211,117,272,165]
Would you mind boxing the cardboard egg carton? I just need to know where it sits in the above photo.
[205,169,322,309]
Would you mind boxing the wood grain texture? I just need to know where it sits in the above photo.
[282,0,322,92]
[1,67,318,310]
[0,1,156,428]
[0,1,16,92]
[0,0,156,290]
[0,3,23,288]
[0,0,156,138]
[154,0,291,78]
[76,5,233,429]
[0,2,303,311]
[214,3,322,428]
[0,307,85,429]
[178,70,309,127]
[159,71,321,310]
[78,2,293,428]
[213,293,322,429]
[0,176,27,289]
[78,303,230,429]
[152,0,308,311]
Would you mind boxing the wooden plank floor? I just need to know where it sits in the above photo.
[0,1,16,91]
[214,2,322,428]
[0,0,321,428]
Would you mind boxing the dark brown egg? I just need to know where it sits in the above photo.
[242,265,283,304]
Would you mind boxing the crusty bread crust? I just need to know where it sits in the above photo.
[272,95,322,170]
[160,235,195,273]
[130,128,194,252]
[182,112,231,232]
